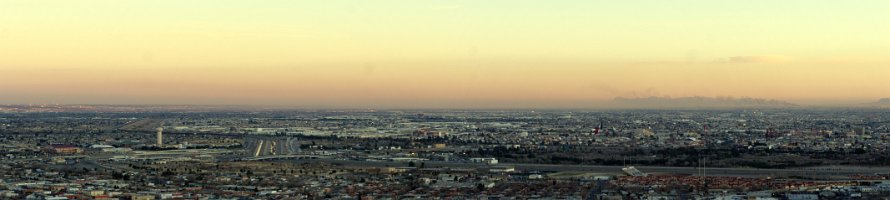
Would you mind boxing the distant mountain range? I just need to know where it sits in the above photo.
[860,98,890,108]
[610,96,799,109]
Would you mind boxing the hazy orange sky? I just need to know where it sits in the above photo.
[1,1,888,108]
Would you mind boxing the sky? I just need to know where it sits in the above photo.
[0,1,888,108]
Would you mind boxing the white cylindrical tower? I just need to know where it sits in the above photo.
[156,127,164,146]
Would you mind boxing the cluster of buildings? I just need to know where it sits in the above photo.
[3,109,890,199]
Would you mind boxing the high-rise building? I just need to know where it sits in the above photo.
[156,127,163,146]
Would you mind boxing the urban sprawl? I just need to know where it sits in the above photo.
[2,105,890,199]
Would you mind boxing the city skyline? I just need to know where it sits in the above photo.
[1,1,888,108]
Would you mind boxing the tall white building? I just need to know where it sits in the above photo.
[156,127,163,146]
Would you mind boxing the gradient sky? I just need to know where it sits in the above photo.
[1,1,888,108]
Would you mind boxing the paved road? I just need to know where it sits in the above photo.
[506,163,890,178]
[281,158,890,179]
[118,118,164,132]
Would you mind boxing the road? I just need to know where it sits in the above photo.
[281,158,890,179]
[118,118,164,132]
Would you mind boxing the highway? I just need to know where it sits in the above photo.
[281,158,890,179]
